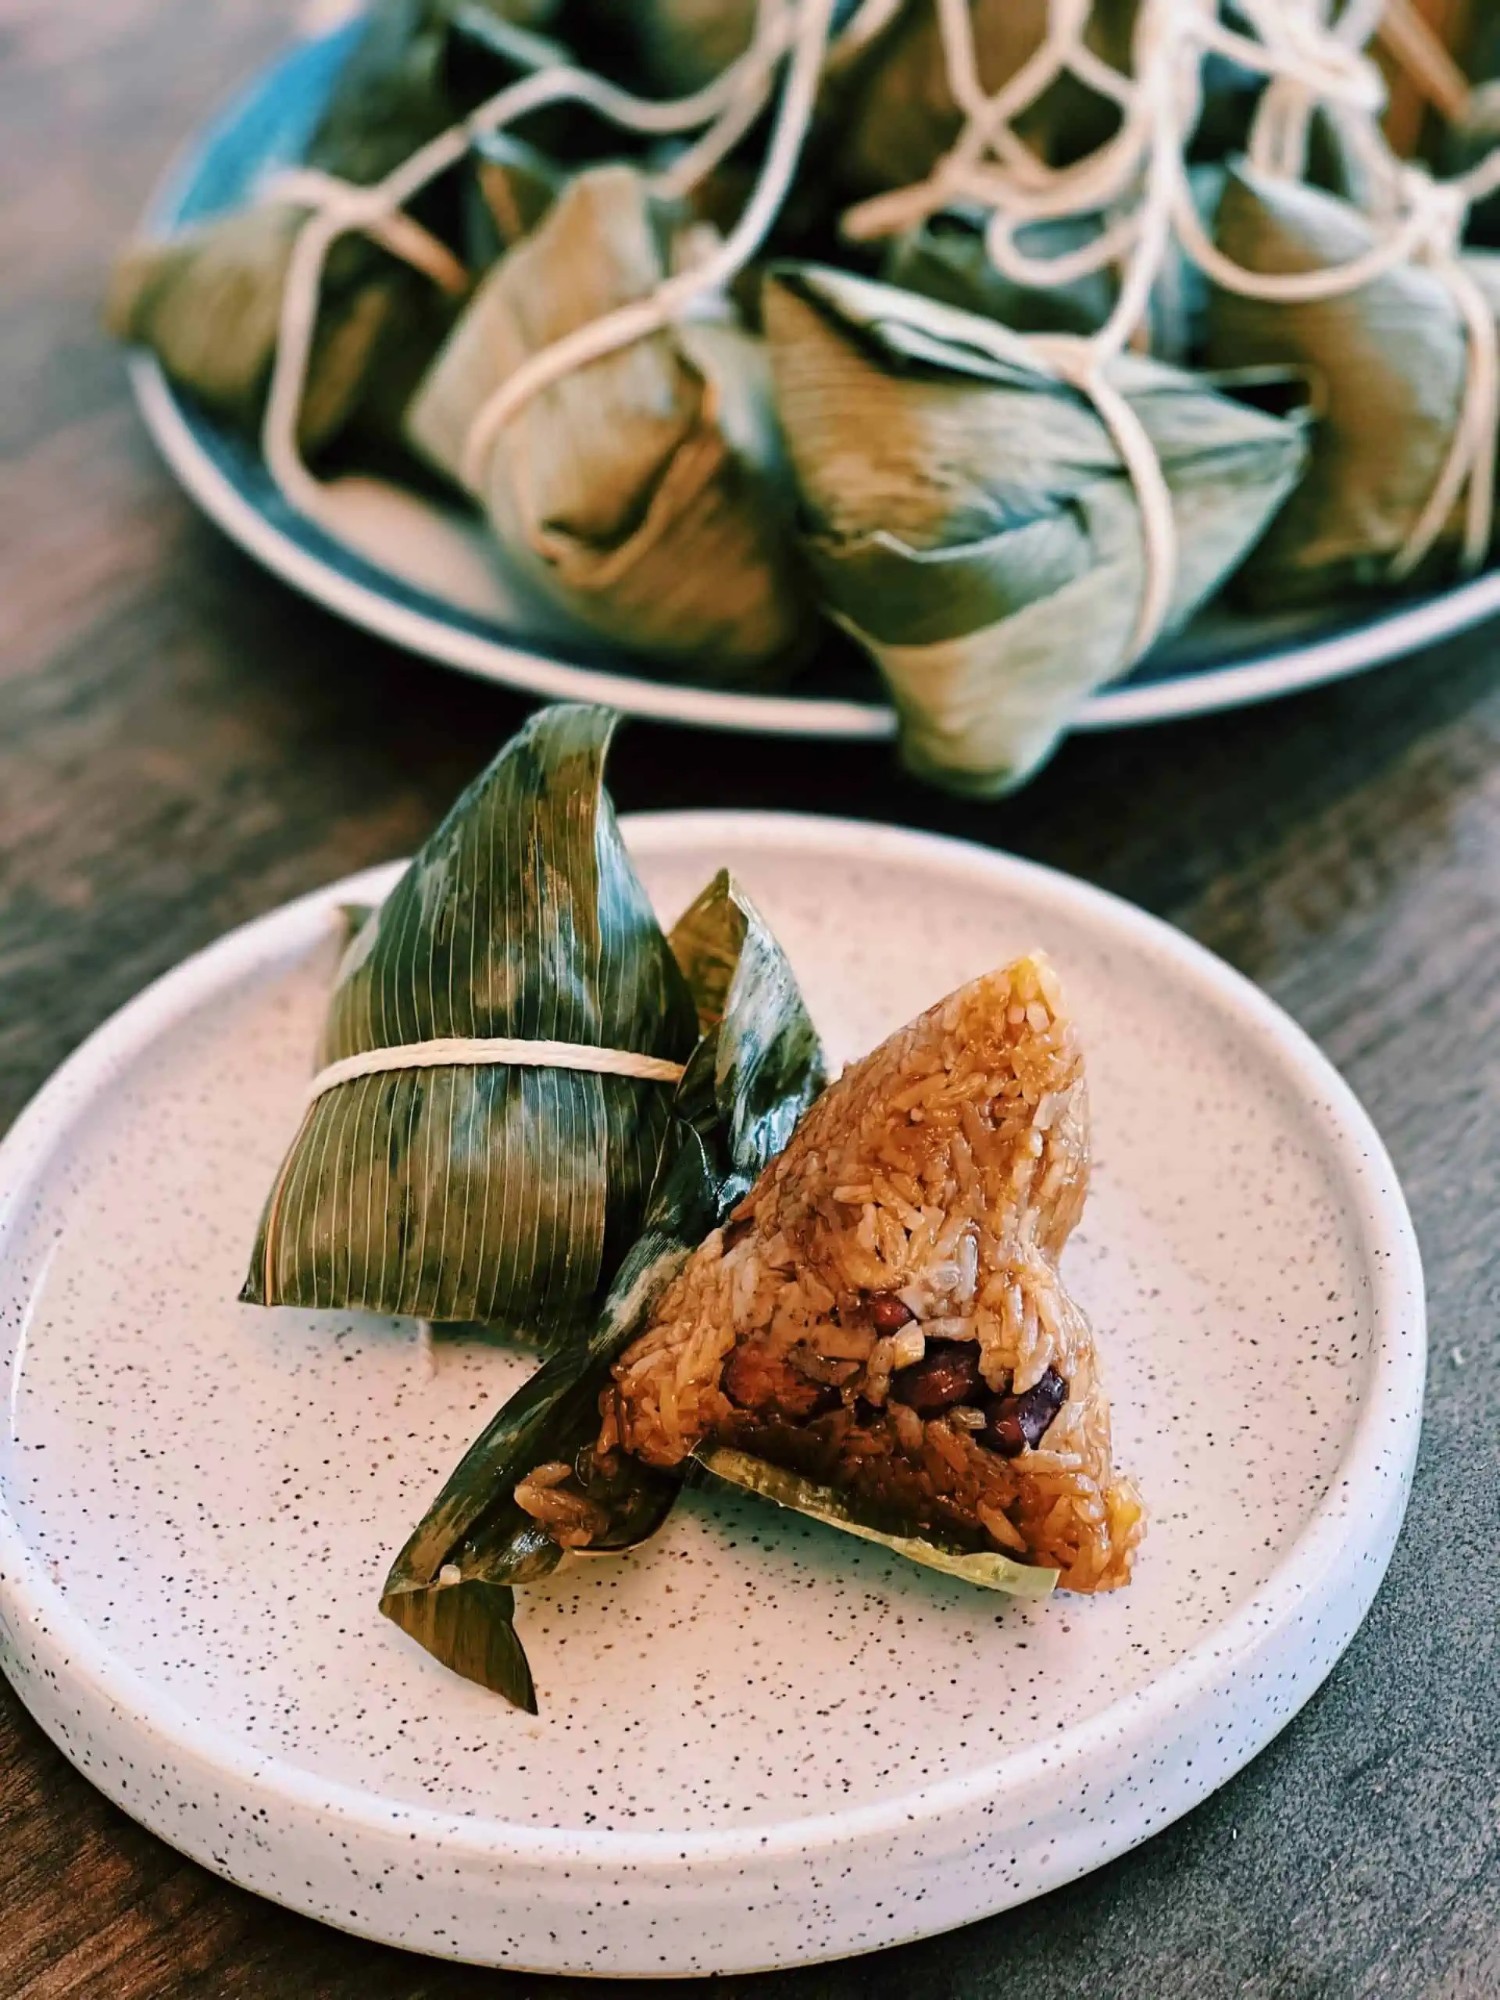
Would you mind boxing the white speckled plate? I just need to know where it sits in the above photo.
[0,816,1423,1975]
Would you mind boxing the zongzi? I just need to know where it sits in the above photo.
[109,206,455,458]
[883,164,1224,364]
[107,0,492,456]
[764,263,1308,793]
[526,951,1144,1595]
[407,163,815,680]
[241,702,698,1335]
[1207,159,1500,601]
[381,867,828,1706]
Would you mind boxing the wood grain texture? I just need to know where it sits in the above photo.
[0,3,1497,1995]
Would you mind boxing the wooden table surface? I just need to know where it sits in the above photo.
[2,4,1498,1995]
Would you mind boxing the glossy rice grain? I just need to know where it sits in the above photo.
[524,952,1145,1590]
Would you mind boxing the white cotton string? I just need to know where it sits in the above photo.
[826,0,907,69]
[457,0,837,495]
[304,1037,687,1109]
[1168,171,1433,301]
[1332,0,1389,50]
[909,0,1192,661]
[1375,0,1474,124]
[264,167,470,294]
[253,0,1500,599]
[653,67,778,200]
[260,15,805,509]
[652,0,796,200]
[1032,336,1181,659]
[841,0,1089,239]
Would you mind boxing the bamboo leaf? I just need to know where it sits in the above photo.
[695,1448,1059,1599]
[243,703,698,1335]
[381,871,827,1704]
[381,1574,538,1712]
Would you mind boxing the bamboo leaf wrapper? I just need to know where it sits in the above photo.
[242,702,697,1335]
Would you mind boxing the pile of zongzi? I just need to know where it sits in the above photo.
[242,702,1144,1709]
[112,0,1500,790]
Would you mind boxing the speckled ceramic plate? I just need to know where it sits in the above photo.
[127,22,1500,743]
[0,815,1423,1975]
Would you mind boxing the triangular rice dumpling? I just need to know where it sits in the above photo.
[1206,160,1500,601]
[109,206,454,457]
[107,0,488,454]
[764,264,1308,794]
[407,164,814,681]
[242,703,698,1335]
[534,952,1144,1592]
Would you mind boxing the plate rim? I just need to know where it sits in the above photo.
[0,810,1426,1877]
[122,25,1500,740]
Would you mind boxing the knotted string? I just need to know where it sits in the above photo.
[844,0,1499,607]
[253,0,1500,621]
[259,0,843,510]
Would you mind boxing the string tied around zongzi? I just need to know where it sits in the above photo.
[455,0,836,494]
[1024,332,1179,662]
[844,0,1500,591]
[258,0,827,515]
[303,1035,688,1107]
[263,167,471,298]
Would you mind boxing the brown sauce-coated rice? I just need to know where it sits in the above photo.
[518,953,1145,1590]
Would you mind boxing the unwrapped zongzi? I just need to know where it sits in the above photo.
[536,951,1145,1596]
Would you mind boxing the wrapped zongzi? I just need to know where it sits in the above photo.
[764,264,1308,793]
[107,0,494,456]
[381,868,828,1706]
[407,163,815,680]
[883,164,1224,364]
[1207,160,1500,601]
[242,702,698,1336]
